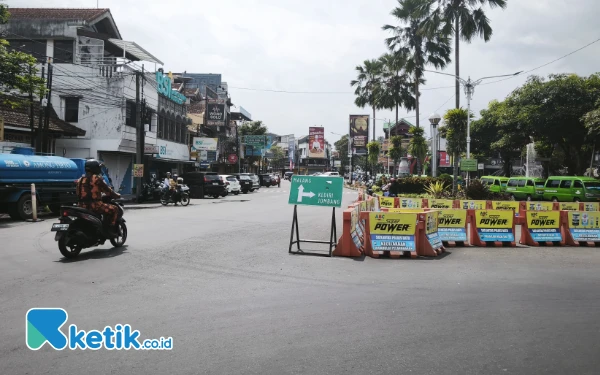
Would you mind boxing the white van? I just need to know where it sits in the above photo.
[321,172,340,177]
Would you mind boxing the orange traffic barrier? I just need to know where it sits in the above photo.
[469,209,516,247]
[561,210,600,246]
[333,204,364,257]
[517,202,558,226]
[436,209,469,247]
[519,210,565,246]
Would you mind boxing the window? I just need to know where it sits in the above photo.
[125,101,136,126]
[507,180,518,187]
[8,40,47,62]
[158,115,164,138]
[53,40,74,63]
[494,179,500,186]
[64,97,79,122]
[560,180,572,188]
[517,180,526,187]
[574,180,583,188]
[527,180,535,187]
[547,180,560,188]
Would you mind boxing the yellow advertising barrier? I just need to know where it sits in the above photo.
[398,197,423,209]
[429,199,455,209]
[471,210,516,246]
[565,211,600,245]
[559,202,580,211]
[524,201,554,211]
[379,196,395,208]
[388,208,425,213]
[424,211,443,250]
[459,200,487,210]
[582,202,600,212]
[520,211,564,246]
[368,212,418,253]
[437,209,468,245]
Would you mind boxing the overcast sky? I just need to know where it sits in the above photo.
[7,0,600,146]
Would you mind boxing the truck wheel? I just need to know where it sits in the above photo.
[17,194,34,220]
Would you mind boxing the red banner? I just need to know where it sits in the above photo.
[308,127,325,159]
[439,151,451,167]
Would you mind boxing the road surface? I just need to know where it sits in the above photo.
[1,181,600,375]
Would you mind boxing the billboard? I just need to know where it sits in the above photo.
[206,103,225,126]
[192,137,218,151]
[288,137,295,162]
[349,115,369,155]
[308,127,325,159]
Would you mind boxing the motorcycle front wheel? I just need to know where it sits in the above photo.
[160,197,168,206]
[180,194,190,206]
[58,236,82,259]
[110,222,127,247]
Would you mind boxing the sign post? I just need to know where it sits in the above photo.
[288,175,343,257]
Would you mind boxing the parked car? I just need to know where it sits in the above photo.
[220,175,241,195]
[181,172,226,199]
[321,171,341,177]
[284,171,293,180]
[505,177,546,201]
[231,173,254,194]
[249,174,260,192]
[480,176,510,193]
[542,176,600,202]
[258,174,272,187]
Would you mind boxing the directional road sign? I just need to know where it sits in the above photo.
[288,175,344,207]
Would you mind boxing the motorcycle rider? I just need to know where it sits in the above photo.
[76,159,121,237]
[163,172,173,200]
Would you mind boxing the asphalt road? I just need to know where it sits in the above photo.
[1,181,600,375]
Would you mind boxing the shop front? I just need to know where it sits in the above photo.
[148,139,191,179]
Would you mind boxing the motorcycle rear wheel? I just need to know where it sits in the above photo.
[110,222,128,247]
[58,236,82,259]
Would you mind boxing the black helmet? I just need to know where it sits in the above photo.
[85,159,102,175]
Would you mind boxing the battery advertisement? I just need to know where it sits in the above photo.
[475,210,515,242]
[369,213,417,251]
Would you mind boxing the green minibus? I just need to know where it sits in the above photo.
[542,176,600,202]
[480,176,509,193]
[505,177,546,201]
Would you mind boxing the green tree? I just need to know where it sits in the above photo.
[378,52,416,127]
[507,74,600,175]
[367,141,381,174]
[582,100,600,175]
[441,108,470,192]
[388,135,405,175]
[425,0,507,108]
[334,135,350,173]
[268,145,286,170]
[350,59,382,142]
[0,4,47,106]
[408,126,427,174]
[383,0,452,128]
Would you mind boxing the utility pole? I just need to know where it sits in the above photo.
[42,61,53,154]
[36,66,45,153]
[135,70,143,199]
[236,121,241,173]
[28,65,35,148]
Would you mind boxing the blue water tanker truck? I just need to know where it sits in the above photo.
[0,147,86,220]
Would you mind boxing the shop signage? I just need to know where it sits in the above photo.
[144,145,159,154]
[527,211,562,242]
[206,103,226,126]
[475,210,514,242]
[133,164,144,178]
[192,137,218,151]
[156,140,190,161]
[227,154,238,164]
[288,137,295,162]
[156,71,186,105]
[369,212,417,251]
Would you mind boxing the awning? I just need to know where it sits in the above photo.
[107,39,163,65]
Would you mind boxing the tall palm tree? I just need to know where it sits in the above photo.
[351,59,383,142]
[425,0,507,108]
[378,52,416,130]
[408,126,428,174]
[383,0,452,129]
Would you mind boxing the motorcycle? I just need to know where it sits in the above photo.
[160,184,190,206]
[51,197,127,259]
[140,178,163,202]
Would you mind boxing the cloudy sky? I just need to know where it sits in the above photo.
[7,0,600,146]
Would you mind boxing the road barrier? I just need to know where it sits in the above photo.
[437,209,469,247]
[562,210,600,246]
[520,210,565,246]
[581,202,600,211]
[469,209,516,247]
[420,211,445,255]
[427,199,458,209]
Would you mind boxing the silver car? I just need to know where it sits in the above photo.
[249,174,260,192]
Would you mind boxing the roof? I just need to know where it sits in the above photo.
[0,97,86,137]
[183,88,199,97]
[172,83,182,91]
[7,8,110,22]
[107,39,163,65]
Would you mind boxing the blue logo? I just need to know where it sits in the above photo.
[26,308,173,350]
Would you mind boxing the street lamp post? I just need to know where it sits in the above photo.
[425,70,522,182]
[428,113,441,178]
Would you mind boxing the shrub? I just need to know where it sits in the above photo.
[465,179,490,200]
[438,173,453,187]
[424,181,447,198]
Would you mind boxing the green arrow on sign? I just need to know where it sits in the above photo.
[288,176,343,207]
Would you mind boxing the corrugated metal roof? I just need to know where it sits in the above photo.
[7,8,110,22]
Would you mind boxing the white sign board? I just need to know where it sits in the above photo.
[478,163,484,170]
[192,137,218,151]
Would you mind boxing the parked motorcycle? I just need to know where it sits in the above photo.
[51,197,127,259]
[160,183,190,206]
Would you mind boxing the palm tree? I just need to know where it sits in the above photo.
[378,52,416,129]
[408,127,428,174]
[425,0,507,108]
[383,0,452,128]
[388,135,405,175]
[351,59,383,142]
